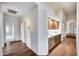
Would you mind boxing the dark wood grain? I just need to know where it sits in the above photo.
[48,37,77,56]
[2,40,37,56]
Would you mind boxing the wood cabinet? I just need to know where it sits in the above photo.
[48,34,61,51]
[48,18,59,30]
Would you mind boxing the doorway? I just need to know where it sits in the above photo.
[21,22,26,43]
[5,23,15,45]
[20,21,31,48]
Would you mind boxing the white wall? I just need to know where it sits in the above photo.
[21,3,67,55]
[67,12,76,34]
[57,9,67,40]
[30,7,38,54]
[4,13,21,43]
[21,18,32,48]
[67,12,76,21]
[77,3,79,56]
[66,22,70,33]
[21,6,38,54]
[0,5,3,55]
[21,5,48,55]
[66,22,76,34]
[37,9,48,55]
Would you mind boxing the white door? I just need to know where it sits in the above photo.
[21,22,26,43]
[5,23,15,44]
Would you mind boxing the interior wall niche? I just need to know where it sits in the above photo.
[48,17,59,30]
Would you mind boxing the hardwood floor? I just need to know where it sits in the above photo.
[48,37,77,56]
[2,36,77,56]
[2,41,37,56]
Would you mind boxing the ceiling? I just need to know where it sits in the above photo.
[36,2,76,15]
[1,2,37,17]
[0,2,76,17]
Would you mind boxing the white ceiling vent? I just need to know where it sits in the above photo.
[8,9,17,14]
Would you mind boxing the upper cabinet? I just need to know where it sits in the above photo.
[48,17,59,30]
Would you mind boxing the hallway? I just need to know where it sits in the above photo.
[49,37,77,56]
[2,40,36,56]
[0,2,77,56]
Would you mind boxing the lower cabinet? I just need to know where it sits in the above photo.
[48,34,61,51]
